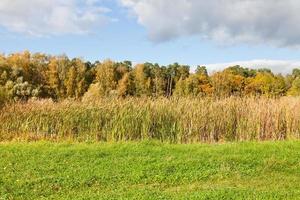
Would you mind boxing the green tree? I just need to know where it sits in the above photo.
[196,66,208,76]
[174,77,186,96]
[288,77,300,96]
[292,68,300,78]
[152,64,167,96]
[224,65,256,78]
[10,77,40,101]
[185,74,202,96]
[166,63,190,96]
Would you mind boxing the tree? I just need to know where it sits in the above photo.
[196,66,208,76]
[0,50,298,100]
[292,68,300,78]
[152,64,167,96]
[174,77,186,96]
[166,63,190,96]
[72,58,88,98]
[10,77,40,101]
[47,58,61,99]
[65,66,77,98]
[133,64,152,96]
[117,72,136,97]
[224,65,256,78]
[245,72,286,97]
[185,74,202,96]
[115,61,132,81]
[272,75,286,96]
[96,60,117,97]
[196,66,213,96]
[288,77,300,96]
[211,70,244,97]
[30,53,48,87]
[84,61,97,87]
[82,83,101,103]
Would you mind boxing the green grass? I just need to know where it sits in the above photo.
[1,141,300,199]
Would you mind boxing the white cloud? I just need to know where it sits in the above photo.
[120,0,300,47]
[0,0,111,36]
[204,60,300,74]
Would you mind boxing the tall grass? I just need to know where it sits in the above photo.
[1,97,300,143]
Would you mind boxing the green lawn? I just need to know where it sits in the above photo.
[1,141,300,199]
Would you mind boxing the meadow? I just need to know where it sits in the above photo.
[1,97,300,143]
[1,97,300,199]
[1,141,300,199]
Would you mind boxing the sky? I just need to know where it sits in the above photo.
[1,0,300,73]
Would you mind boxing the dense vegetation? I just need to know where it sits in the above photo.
[1,97,299,143]
[1,51,300,107]
[1,51,300,199]
[1,141,300,199]
[1,51,300,142]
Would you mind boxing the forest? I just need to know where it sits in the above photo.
[1,51,300,106]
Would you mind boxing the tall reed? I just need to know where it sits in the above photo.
[1,97,300,143]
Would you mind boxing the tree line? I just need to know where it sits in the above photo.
[1,51,300,103]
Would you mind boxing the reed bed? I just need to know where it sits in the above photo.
[1,97,300,143]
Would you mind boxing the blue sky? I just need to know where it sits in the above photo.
[1,0,300,73]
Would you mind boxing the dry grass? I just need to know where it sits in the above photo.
[1,97,300,143]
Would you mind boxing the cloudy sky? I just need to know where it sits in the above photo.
[1,0,300,73]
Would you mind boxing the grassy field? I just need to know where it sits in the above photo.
[1,141,300,199]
